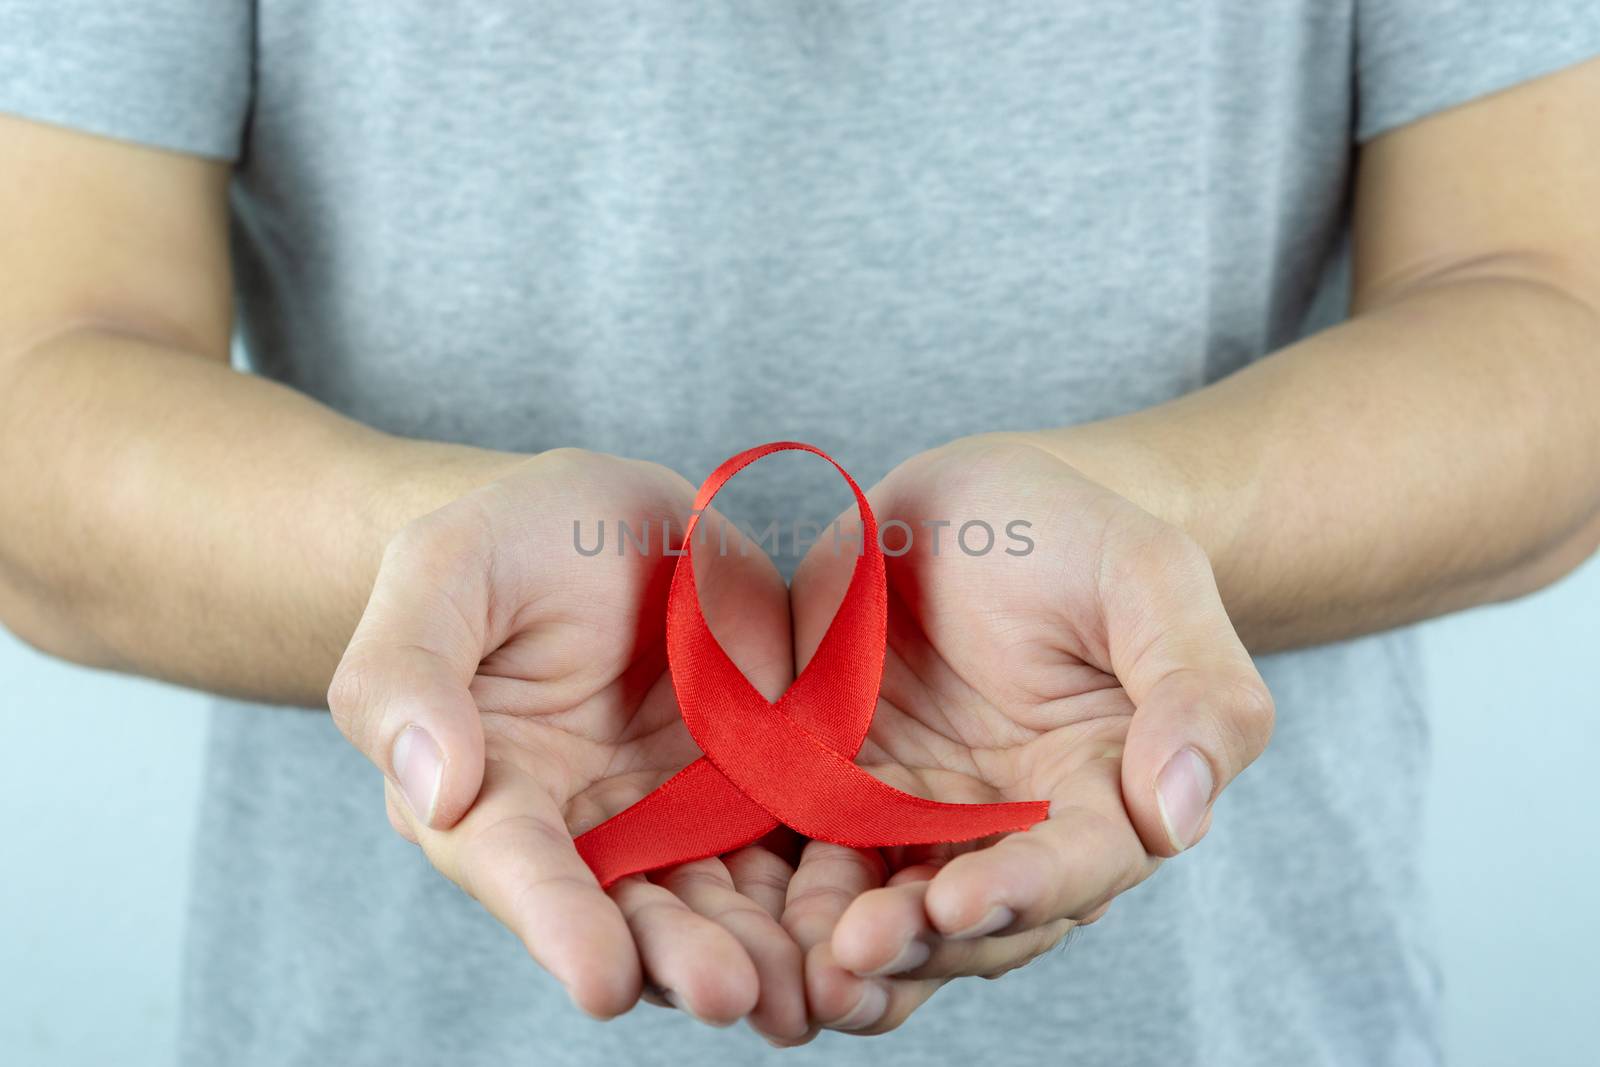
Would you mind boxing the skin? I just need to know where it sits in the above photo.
[3,56,1599,1041]
[778,58,1600,1035]
[782,439,1269,1035]
[335,449,812,1042]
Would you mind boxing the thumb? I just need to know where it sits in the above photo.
[1105,528,1275,858]
[327,514,489,832]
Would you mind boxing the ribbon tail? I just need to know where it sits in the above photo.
[692,708,1052,849]
[573,757,777,889]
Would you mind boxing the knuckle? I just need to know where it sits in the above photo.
[770,933,804,970]
[1152,522,1209,570]
[536,445,593,467]
[384,511,458,567]
[1218,674,1276,758]
[624,896,688,925]
[1238,677,1277,739]
[1094,515,1213,606]
[381,516,434,564]
[724,847,794,893]
[1125,520,1208,576]
[384,501,495,582]
[661,863,730,896]
[532,446,610,486]
[325,655,374,733]
[785,881,852,914]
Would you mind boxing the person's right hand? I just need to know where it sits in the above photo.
[327,448,809,1043]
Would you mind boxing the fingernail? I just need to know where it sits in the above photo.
[1156,746,1214,851]
[862,938,931,976]
[392,725,443,825]
[663,990,736,1028]
[947,904,1015,941]
[761,1028,812,1049]
[830,980,889,1032]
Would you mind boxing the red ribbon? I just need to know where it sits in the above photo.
[575,442,1049,888]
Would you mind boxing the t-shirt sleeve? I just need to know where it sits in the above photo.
[0,0,252,160]
[1356,0,1600,143]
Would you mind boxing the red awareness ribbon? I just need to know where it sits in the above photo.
[574,441,1049,888]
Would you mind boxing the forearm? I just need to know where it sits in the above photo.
[1029,268,1600,650]
[0,328,522,704]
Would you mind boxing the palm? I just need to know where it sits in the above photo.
[797,437,1156,864]
[860,603,1142,877]
[466,554,732,843]
[355,449,808,1039]
[465,528,807,853]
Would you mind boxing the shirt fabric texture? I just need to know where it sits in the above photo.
[4,3,1599,1065]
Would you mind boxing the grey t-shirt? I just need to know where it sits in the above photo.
[6,3,1599,1064]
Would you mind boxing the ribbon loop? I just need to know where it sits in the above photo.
[575,442,1047,888]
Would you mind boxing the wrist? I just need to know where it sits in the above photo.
[992,422,1250,583]
[363,438,528,550]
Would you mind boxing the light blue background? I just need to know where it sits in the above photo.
[1,556,1596,1065]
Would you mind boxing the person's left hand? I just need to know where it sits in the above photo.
[780,436,1274,1037]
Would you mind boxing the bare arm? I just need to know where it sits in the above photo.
[0,116,818,1028]
[1027,57,1600,651]
[0,115,519,705]
[775,63,1600,1027]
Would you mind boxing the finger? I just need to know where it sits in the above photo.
[1125,665,1273,855]
[782,841,885,953]
[923,754,1155,940]
[815,839,1012,1035]
[819,890,1077,1038]
[911,920,1073,981]
[418,761,641,1020]
[834,868,1075,982]
[1099,528,1276,855]
[725,842,798,921]
[657,856,808,1045]
[328,513,491,830]
[804,939,944,1036]
[611,871,760,1027]
[781,842,904,1036]
[831,866,940,976]
[924,809,1150,940]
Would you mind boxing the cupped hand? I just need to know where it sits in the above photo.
[782,436,1274,1036]
[327,447,809,1043]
